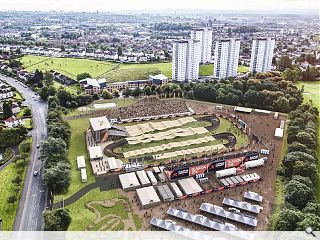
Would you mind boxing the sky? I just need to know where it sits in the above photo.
[0,0,318,12]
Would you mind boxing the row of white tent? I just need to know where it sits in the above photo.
[167,207,239,231]
[244,191,263,202]
[200,203,258,227]
[149,217,213,240]
[222,198,263,214]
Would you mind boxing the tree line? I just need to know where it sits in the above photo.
[40,96,72,195]
[274,103,320,230]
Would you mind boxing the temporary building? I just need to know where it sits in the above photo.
[119,172,141,191]
[157,185,175,202]
[149,217,213,240]
[244,159,265,169]
[146,171,158,185]
[178,177,203,195]
[136,186,161,208]
[88,146,103,160]
[77,156,86,169]
[244,191,263,203]
[81,168,87,183]
[200,203,258,227]
[170,182,183,198]
[234,106,252,113]
[216,168,236,178]
[222,198,263,214]
[167,208,239,233]
[136,170,151,187]
[274,128,284,139]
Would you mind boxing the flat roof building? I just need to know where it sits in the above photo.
[178,177,203,195]
[81,168,87,183]
[157,184,175,202]
[77,156,86,169]
[88,146,103,160]
[119,172,141,191]
[136,186,161,209]
[136,170,151,187]
[274,128,284,139]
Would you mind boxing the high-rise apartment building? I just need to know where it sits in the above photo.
[190,28,213,63]
[172,40,201,82]
[250,37,275,73]
[213,38,240,79]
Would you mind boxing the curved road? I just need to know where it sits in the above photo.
[0,74,48,231]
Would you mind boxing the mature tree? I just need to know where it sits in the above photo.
[44,209,71,231]
[275,208,303,230]
[282,68,301,82]
[144,86,152,96]
[40,137,67,163]
[117,46,123,56]
[277,55,292,71]
[131,87,142,97]
[0,126,28,148]
[2,101,13,119]
[112,89,120,98]
[39,86,49,100]
[76,72,92,81]
[283,152,317,178]
[56,89,73,107]
[285,178,314,209]
[43,161,71,194]
[122,87,131,97]
[303,202,320,216]
[295,131,316,150]
[296,214,320,231]
[48,123,71,147]
[101,90,112,99]
[273,97,290,113]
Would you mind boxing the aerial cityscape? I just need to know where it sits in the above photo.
[0,0,319,238]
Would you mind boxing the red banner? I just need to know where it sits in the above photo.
[189,164,209,176]
[225,156,245,168]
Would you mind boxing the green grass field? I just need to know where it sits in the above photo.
[0,158,28,230]
[296,81,320,109]
[54,118,95,203]
[0,163,20,230]
[66,189,141,231]
[19,55,115,80]
[19,55,249,82]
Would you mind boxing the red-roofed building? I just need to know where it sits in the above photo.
[4,116,21,128]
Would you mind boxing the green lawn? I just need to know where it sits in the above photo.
[296,81,320,108]
[19,55,116,80]
[0,138,31,230]
[53,81,81,95]
[66,189,141,231]
[0,163,21,230]
[19,55,250,82]
[199,64,249,76]
[66,189,118,230]
[54,118,95,203]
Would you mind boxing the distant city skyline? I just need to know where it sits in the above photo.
[1,0,318,12]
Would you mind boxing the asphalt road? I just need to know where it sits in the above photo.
[0,74,48,231]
